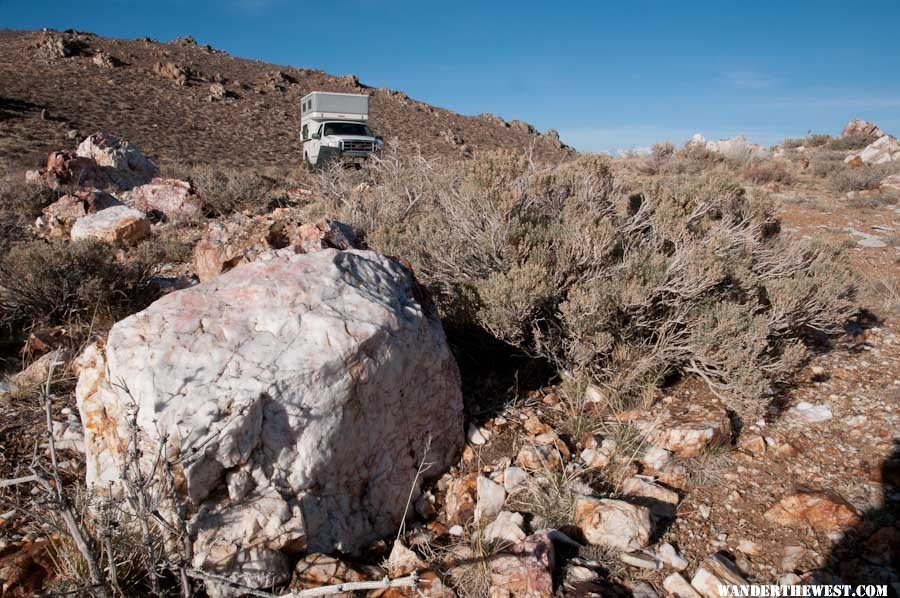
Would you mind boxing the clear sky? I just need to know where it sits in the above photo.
[4,0,899,153]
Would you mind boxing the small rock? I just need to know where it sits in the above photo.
[664,572,702,598]
[780,545,807,573]
[764,489,860,532]
[635,402,731,457]
[482,511,526,545]
[632,581,660,598]
[70,205,150,245]
[691,553,748,598]
[737,539,761,557]
[475,476,506,523]
[574,497,653,551]
[620,551,662,570]
[621,476,680,518]
[787,401,833,424]
[467,423,489,445]
[503,466,528,494]
[657,542,689,571]
[445,474,478,526]
[388,540,427,576]
[488,532,555,598]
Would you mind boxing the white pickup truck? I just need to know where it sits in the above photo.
[300,91,383,169]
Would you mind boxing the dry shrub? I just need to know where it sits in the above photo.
[661,143,724,175]
[826,133,879,151]
[808,150,849,178]
[0,240,159,340]
[743,160,793,185]
[642,142,675,175]
[165,163,289,216]
[0,174,58,253]
[309,148,857,418]
[828,167,882,193]
[805,133,832,148]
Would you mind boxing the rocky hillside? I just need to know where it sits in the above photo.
[0,29,571,171]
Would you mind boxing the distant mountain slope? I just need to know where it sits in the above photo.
[0,29,572,170]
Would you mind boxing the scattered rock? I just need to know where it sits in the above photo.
[51,418,85,453]
[764,489,860,532]
[75,248,464,591]
[121,178,203,222]
[35,189,122,238]
[70,205,150,245]
[780,545,807,573]
[880,174,900,194]
[574,497,653,551]
[690,553,748,598]
[488,532,555,598]
[7,349,70,391]
[91,51,120,68]
[153,61,190,85]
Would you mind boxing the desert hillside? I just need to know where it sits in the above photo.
[0,29,571,171]
[1,27,900,598]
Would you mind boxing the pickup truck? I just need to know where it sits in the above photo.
[300,91,383,169]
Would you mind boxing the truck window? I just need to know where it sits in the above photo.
[322,122,371,137]
[302,124,308,139]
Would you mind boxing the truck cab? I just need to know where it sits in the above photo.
[301,91,383,169]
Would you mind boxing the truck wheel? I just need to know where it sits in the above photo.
[304,154,315,172]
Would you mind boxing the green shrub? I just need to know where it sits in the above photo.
[0,240,159,339]
[309,148,857,418]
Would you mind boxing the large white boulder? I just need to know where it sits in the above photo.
[75,248,464,590]
[845,135,900,165]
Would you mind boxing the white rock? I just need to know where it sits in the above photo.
[503,466,528,494]
[641,446,673,471]
[620,551,662,570]
[449,525,465,537]
[467,423,488,445]
[75,248,464,592]
[70,205,150,245]
[621,476,680,518]
[691,553,748,598]
[664,572,702,598]
[574,497,653,551]
[845,135,900,165]
[475,475,506,522]
[787,401,832,424]
[76,132,158,190]
[482,511,526,545]
[657,542,689,571]
[51,419,85,453]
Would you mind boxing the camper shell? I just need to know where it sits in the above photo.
[300,92,382,168]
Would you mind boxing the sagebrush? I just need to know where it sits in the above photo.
[308,148,857,417]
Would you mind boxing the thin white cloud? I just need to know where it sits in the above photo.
[723,70,779,90]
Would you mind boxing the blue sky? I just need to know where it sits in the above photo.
[4,0,899,152]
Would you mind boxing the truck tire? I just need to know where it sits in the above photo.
[304,153,315,172]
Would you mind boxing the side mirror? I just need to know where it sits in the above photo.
[311,132,320,140]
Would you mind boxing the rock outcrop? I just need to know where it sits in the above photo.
[76,132,158,190]
[75,248,464,591]
[841,118,885,139]
[844,135,900,165]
